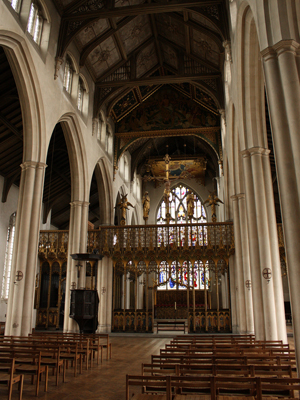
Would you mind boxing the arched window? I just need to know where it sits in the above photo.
[1,212,16,301]
[63,56,74,94]
[156,184,209,291]
[27,2,44,44]
[157,184,206,224]
[10,0,21,12]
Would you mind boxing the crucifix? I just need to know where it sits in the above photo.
[143,147,176,224]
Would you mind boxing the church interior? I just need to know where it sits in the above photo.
[0,0,300,398]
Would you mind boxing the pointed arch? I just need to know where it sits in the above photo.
[94,157,114,225]
[57,113,89,203]
[0,31,46,163]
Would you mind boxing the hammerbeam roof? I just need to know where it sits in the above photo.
[54,0,229,114]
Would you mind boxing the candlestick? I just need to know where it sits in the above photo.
[175,301,177,310]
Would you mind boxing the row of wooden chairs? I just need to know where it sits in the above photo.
[0,331,112,399]
[30,332,112,361]
[126,375,300,400]
[126,334,299,400]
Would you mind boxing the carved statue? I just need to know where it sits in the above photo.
[203,191,224,222]
[142,191,150,221]
[116,194,133,225]
[186,190,195,220]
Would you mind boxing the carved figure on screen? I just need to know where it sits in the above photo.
[142,191,150,222]
[203,191,224,222]
[115,194,133,225]
[186,190,195,220]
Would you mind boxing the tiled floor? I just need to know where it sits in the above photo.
[3,326,296,400]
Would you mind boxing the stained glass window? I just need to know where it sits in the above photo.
[156,184,209,290]
[157,184,206,225]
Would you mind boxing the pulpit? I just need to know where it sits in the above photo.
[70,289,99,333]
[69,253,103,333]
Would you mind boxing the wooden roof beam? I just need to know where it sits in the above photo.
[63,0,222,20]
[97,72,220,87]
[0,113,22,141]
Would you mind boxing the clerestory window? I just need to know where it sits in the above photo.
[27,2,44,45]
[1,212,16,301]
[9,0,21,12]
[63,56,74,94]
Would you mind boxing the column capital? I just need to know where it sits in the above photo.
[261,40,300,61]
[241,147,270,158]
[70,200,89,207]
[223,40,232,62]
[21,161,47,170]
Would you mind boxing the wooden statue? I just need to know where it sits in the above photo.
[116,194,133,225]
[186,190,195,220]
[142,191,150,222]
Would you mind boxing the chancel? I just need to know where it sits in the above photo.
[0,0,300,396]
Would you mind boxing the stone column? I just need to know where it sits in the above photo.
[262,40,300,366]
[97,257,113,333]
[241,151,265,339]
[5,161,46,336]
[243,148,278,340]
[237,194,254,334]
[231,195,247,334]
[229,256,237,333]
[63,200,84,333]
[261,150,287,343]
[78,201,89,289]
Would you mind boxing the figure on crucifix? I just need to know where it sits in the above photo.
[203,191,224,222]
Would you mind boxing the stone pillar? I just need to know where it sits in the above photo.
[5,161,46,336]
[231,195,247,334]
[78,201,89,289]
[262,41,300,365]
[97,257,113,333]
[63,200,87,333]
[237,194,254,334]
[241,151,265,339]
[229,256,237,333]
[261,150,287,343]
[242,148,279,340]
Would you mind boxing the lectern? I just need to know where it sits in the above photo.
[69,253,103,333]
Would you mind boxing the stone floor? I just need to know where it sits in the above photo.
[3,325,295,400]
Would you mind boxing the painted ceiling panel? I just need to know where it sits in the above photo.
[191,29,220,66]
[161,43,178,70]
[136,42,157,78]
[155,14,185,47]
[76,20,110,48]
[118,15,152,54]
[88,36,121,78]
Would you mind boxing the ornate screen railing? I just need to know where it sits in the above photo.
[38,223,287,263]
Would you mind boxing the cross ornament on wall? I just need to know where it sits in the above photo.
[262,268,272,283]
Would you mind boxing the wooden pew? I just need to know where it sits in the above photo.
[126,375,300,400]
[0,358,24,400]
[12,350,48,396]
